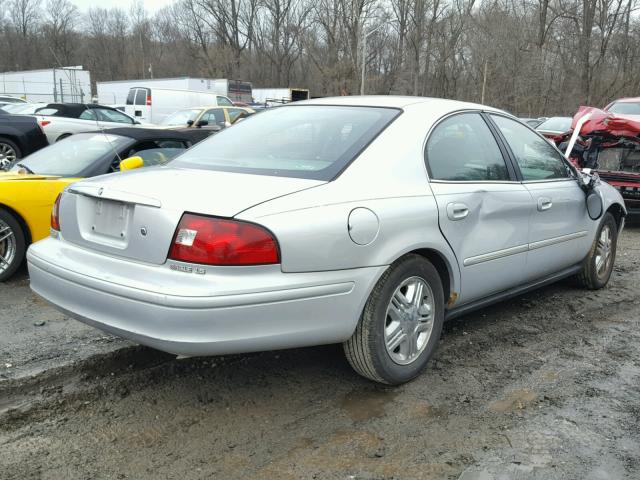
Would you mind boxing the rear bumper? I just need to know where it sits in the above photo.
[27,238,385,356]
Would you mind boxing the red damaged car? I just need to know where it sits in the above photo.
[555,102,640,214]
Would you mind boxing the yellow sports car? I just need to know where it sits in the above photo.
[0,128,199,281]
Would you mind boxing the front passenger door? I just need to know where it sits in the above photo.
[489,115,592,281]
[426,112,533,304]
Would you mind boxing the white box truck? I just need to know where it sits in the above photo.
[252,88,310,106]
[124,87,234,124]
[98,77,252,105]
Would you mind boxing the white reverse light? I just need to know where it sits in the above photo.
[175,228,197,246]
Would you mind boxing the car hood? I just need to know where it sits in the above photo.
[572,106,640,137]
[68,166,326,217]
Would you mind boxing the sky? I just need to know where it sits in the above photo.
[68,0,177,13]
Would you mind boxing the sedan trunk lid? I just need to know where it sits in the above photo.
[59,167,324,264]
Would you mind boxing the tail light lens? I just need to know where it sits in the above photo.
[168,214,279,266]
[38,120,51,127]
[146,95,152,106]
[51,193,62,231]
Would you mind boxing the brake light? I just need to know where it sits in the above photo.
[39,120,51,127]
[51,193,62,231]
[146,95,152,106]
[168,214,279,266]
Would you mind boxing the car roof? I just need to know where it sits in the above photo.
[40,103,120,117]
[92,127,200,143]
[608,97,640,104]
[300,95,501,112]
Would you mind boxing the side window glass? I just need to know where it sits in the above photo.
[98,108,134,124]
[203,109,226,125]
[228,108,250,123]
[491,115,573,180]
[79,109,97,121]
[126,89,136,105]
[426,113,509,181]
[133,147,186,166]
[135,89,147,106]
[216,96,233,106]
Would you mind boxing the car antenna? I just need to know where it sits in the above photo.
[48,47,122,163]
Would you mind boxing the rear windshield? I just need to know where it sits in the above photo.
[607,101,640,115]
[170,105,400,180]
[536,117,572,133]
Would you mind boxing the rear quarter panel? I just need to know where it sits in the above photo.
[238,102,464,295]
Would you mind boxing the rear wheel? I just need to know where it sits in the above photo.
[0,209,26,282]
[0,137,20,170]
[343,254,445,385]
[576,212,618,289]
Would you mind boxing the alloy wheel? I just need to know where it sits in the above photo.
[595,224,613,279]
[0,218,16,275]
[0,142,17,170]
[384,276,436,365]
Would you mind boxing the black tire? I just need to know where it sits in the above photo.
[0,137,21,170]
[343,254,445,385]
[0,209,26,282]
[576,212,618,290]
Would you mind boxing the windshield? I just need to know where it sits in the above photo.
[170,105,400,180]
[161,109,202,126]
[607,101,640,115]
[10,133,131,176]
[536,117,572,133]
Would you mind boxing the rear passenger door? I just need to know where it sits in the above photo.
[426,112,533,304]
[489,114,592,280]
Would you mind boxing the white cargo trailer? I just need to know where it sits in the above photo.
[97,77,252,105]
[252,88,310,105]
[0,67,91,103]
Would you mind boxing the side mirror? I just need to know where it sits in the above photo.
[186,119,195,127]
[586,191,603,220]
[119,156,144,171]
[196,119,209,127]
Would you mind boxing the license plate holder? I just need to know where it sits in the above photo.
[92,199,130,240]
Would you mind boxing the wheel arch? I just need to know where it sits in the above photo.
[0,203,32,245]
[606,202,625,231]
[405,248,453,305]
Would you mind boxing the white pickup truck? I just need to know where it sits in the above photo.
[35,103,149,144]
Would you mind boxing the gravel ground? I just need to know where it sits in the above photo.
[0,225,639,480]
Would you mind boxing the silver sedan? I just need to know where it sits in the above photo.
[27,97,626,385]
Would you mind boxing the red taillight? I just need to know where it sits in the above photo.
[146,95,152,106]
[51,193,62,231]
[39,120,51,127]
[168,214,279,266]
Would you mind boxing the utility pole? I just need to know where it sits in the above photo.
[481,60,488,104]
[360,24,385,95]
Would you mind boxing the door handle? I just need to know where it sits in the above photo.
[537,197,553,211]
[446,202,470,220]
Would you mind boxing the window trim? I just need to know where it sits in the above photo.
[485,112,579,184]
[423,109,519,184]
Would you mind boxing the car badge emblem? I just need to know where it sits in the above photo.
[140,227,148,236]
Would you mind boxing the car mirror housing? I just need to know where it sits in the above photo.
[196,119,209,127]
[119,156,144,171]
